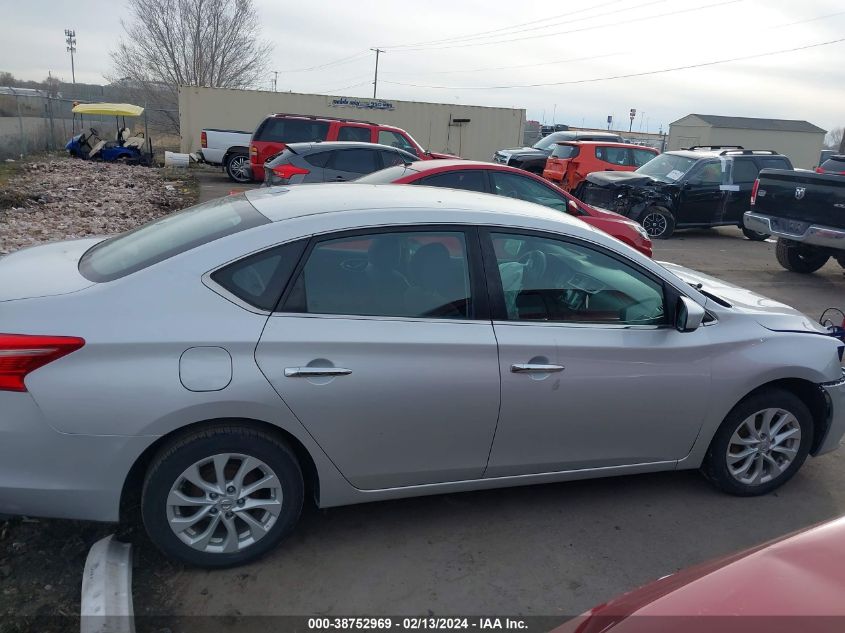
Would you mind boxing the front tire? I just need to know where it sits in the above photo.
[141,424,304,568]
[775,239,829,273]
[225,153,252,183]
[701,389,812,496]
[742,226,770,241]
[640,206,675,239]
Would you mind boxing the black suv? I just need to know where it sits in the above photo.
[494,130,623,174]
[573,147,793,239]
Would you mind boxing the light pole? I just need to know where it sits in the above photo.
[65,29,76,85]
[371,48,385,99]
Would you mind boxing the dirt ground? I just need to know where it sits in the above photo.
[0,155,198,633]
[0,155,197,255]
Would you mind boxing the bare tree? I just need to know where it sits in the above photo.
[826,127,844,152]
[110,0,272,132]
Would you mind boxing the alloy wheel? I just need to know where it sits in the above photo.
[726,408,801,486]
[228,156,250,182]
[641,212,668,238]
[165,453,283,553]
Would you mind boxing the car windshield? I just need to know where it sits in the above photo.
[355,165,420,184]
[636,154,698,183]
[533,132,574,151]
[78,195,269,282]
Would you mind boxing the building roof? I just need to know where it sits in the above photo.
[674,114,826,134]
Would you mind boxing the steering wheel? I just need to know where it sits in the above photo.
[89,127,99,137]
[518,250,547,285]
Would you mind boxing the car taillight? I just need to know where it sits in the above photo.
[250,145,257,157]
[0,334,85,392]
[271,164,310,180]
[816,167,825,174]
[201,131,207,148]
[750,178,760,206]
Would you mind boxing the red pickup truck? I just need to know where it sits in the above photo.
[249,114,456,181]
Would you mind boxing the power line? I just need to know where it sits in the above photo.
[379,7,841,77]
[381,36,845,90]
[277,51,370,73]
[378,0,638,49]
[381,52,622,77]
[387,0,743,52]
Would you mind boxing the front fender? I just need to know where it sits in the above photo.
[678,322,842,468]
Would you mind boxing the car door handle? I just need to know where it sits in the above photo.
[510,364,565,373]
[284,367,352,378]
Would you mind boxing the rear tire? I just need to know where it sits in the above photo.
[640,206,675,239]
[141,424,304,568]
[225,153,251,183]
[742,226,770,241]
[701,389,813,496]
[775,239,829,273]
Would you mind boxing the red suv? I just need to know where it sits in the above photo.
[249,114,455,181]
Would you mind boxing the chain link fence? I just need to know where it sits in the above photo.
[0,86,179,161]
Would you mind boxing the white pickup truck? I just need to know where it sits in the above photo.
[197,129,253,183]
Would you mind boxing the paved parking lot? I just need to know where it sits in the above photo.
[141,173,845,623]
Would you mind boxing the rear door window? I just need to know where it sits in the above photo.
[282,230,473,319]
[595,146,629,166]
[255,118,330,143]
[329,149,380,174]
[732,158,760,183]
[304,151,332,168]
[380,150,413,168]
[79,195,269,282]
[416,170,487,193]
[337,126,372,142]
[489,171,568,212]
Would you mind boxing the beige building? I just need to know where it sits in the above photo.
[178,87,525,161]
[668,114,826,169]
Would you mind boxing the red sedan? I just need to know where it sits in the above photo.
[356,160,653,258]
[557,515,845,633]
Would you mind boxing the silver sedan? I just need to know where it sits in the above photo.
[1,184,843,567]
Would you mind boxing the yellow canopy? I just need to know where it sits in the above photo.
[72,103,144,117]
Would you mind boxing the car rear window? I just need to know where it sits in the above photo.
[551,144,580,159]
[79,195,269,282]
[821,156,845,172]
[254,118,330,143]
[304,151,332,168]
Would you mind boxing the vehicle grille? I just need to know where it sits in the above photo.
[493,153,508,164]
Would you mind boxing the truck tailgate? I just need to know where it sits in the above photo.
[756,169,845,228]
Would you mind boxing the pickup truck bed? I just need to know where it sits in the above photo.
[744,168,845,273]
[198,129,253,183]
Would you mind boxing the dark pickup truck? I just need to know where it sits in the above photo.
[744,167,845,273]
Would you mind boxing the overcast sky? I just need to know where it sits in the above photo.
[1,0,842,135]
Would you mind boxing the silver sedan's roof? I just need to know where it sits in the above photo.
[245,183,584,229]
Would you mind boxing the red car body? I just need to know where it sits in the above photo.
[358,160,653,258]
[249,114,455,181]
[557,516,845,633]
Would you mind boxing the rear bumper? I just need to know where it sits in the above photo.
[0,392,155,522]
[816,371,845,456]
[744,212,845,249]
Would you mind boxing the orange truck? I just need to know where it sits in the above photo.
[543,141,659,192]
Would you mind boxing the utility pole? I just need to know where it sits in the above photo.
[371,48,385,99]
[65,29,77,85]
[629,108,636,133]
[272,71,279,92]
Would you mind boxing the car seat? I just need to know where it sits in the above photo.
[405,243,461,317]
[365,237,409,315]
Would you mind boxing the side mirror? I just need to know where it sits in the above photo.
[676,296,706,332]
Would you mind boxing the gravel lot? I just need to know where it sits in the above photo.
[0,156,196,255]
